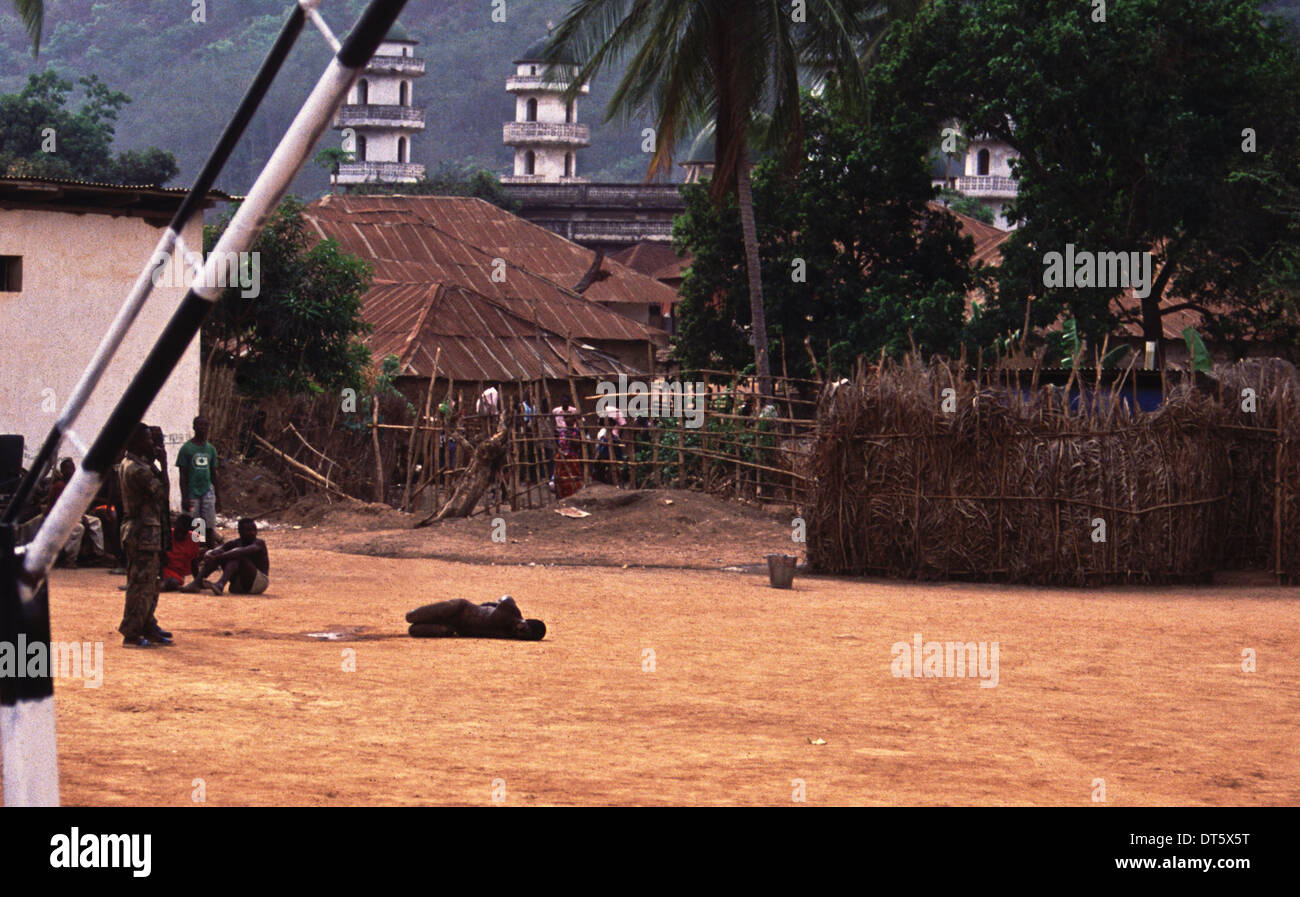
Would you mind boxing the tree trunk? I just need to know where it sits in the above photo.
[415,427,510,526]
[1139,261,1177,368]
[736,158,773,401]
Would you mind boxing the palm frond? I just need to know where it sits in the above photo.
[12,0,43,56]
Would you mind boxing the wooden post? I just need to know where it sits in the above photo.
[402,348,440,512]
[652,418,661,488]
[510,408,521,512]
[702,372,711,492]
[371,392,384,504]
[1275,434,1284,583]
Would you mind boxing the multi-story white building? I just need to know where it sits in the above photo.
[955,133,1019,230]
[501,33,590,183]
[333,21,425,185]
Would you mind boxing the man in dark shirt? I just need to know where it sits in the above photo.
[406,595,545,640]
[196,518,269,595]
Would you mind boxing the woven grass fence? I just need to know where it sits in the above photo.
[805,357,1298,585]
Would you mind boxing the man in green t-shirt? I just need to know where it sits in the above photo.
[176,416,219,549]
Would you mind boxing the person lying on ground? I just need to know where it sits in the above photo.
[406,596,546,641]
[195,518,269,595]
[161,514,203,592]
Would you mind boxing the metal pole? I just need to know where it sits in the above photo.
[1,0,409,807]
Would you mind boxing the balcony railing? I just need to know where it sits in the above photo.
[500,175,589,185]
[506,75,588,94]
[956,174,1018,196]
[502,121,590,146]
[335,161,426,183]
[532,219,675,243]
[336,105,425,128]
[502,182,684,209]
[366,55,426,75]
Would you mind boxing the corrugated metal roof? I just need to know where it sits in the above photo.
[0,175,235,199]
[308,194,678,306]
[609,240,691,283]
[365,283,641,381]
[303,195,669,381]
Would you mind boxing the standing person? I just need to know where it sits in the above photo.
[117,423,173,648]
[176,416,219,550]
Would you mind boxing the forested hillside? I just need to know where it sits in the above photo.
[1,1,1297,197]
[0,0,661,196]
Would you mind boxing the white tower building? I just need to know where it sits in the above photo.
[502,32,590,183]
[333,21,425,185]
[955,134,1019,230]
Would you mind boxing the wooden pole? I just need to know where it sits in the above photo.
[371,392,384,504]
[402,348,440,512]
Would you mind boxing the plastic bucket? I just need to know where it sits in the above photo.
[766,554,797,589]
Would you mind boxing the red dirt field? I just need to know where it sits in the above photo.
[5,510,1297,806]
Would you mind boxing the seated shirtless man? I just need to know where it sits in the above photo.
[406,595,545,641]
[196,518,269,595]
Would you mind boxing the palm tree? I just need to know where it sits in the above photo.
[11,0,42,56]
[547,1,924,396]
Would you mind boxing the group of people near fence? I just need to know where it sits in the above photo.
[16,416,272,649]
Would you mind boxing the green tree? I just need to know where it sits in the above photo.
[313,146,353,194]
[873,0,1300,359]
[674,93,980,376]
[0,70,179,184]
[345,161,519,211]
[938,187,994,225]
[545,1,913,395]
[202,197,374,398]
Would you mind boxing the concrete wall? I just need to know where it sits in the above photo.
[513,146,575,180]
[965,138,1017,178]
[0,206,203,506]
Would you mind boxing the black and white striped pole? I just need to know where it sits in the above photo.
[0,0,407,807]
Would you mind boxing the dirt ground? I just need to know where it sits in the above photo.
[4,487,1298,806]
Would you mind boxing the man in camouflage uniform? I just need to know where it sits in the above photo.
[117,423,174,648]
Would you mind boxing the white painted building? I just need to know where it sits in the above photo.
[950,132,1019,230]
[333,21,426,185]
[502,32,590,183]
[0,177,225,505]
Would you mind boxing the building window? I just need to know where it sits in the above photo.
[525,97,537,122]
[977,148,990,176]
[397,137,407,164]
[399,81,409,106]
[564,153,572,177]
[0,256,20,292]
[356,134,367,162]
[566,100,574,123]
[524,150,535,175]
[356,79,368,105]
[530,65,536,75]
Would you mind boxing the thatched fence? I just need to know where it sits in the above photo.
[805,358,1298,585]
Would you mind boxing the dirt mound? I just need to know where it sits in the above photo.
[271,491,415,532]
[562,483,647,511]
[220,458,291,518]
[321,487,799,569]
